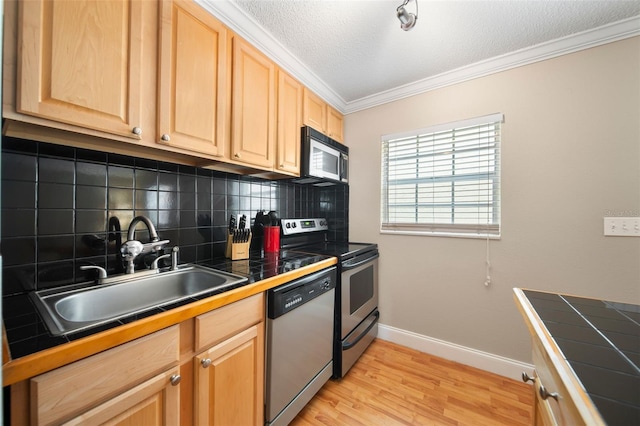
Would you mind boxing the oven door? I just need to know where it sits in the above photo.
[341,254,378,338]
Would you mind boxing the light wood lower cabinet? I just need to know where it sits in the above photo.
[11,294,265,426]
[528,336,584,426]
[194,324,264,426]
[63,367,181,426]
[192,292,265,426]
[28,326,181,426]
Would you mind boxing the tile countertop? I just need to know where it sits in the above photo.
[2,250,337,386]
[517,289,640,425]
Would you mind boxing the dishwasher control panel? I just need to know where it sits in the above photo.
[267,267,336,319]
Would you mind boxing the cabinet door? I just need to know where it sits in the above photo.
[157,0,229,157]
[230,37,276,169]
[302,88,326,133]
[327,105,344,143]
[17,0,143,139]
[276,70,302,176]
[194,324,264,426]
[30,326,179,425]
[64,367,181,426]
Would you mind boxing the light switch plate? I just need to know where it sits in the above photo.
[603,217,640,236]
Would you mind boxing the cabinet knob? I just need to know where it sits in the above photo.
[201,358,212,368]
[132,127,142,136]
[170,374,181,386]
[521,372,535,383]
[161,134,170,142]
[539,385,559,401]
[234,153,241,159]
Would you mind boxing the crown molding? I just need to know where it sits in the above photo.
[196,0,345,109]
[345,15,640,114]
[196,1,639,115]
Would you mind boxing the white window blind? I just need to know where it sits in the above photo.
[381,113,502,238]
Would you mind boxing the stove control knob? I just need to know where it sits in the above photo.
[285,222,291,228]
[292,222,297,228]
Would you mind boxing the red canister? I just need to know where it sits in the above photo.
[263,226,281,252]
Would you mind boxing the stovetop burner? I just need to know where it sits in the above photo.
[280,218,377,260]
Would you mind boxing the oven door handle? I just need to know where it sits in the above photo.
[342,252,379,270]
[342,310,380,351]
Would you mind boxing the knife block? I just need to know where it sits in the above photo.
[225,231,252,260]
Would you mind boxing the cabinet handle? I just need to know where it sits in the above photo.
[161,134,170,142]
[234,153,241,158]
[201,358,212,368]
[170,374,181,386]
[539,385,559,401]
[521,372,535,383]
[132,127,142,136]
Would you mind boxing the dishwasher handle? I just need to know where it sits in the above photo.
[342,310,380,350]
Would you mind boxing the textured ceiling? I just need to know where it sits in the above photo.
[200,1,640,112]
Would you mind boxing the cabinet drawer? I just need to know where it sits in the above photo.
[532,337,583,425]
[31,325,180,425]
[195,293,264,352]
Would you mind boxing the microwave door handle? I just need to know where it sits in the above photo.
[341,153,348,181]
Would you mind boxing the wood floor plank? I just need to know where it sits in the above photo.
[291,339,533,426]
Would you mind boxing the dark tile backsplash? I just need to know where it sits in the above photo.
[1,137,349,296]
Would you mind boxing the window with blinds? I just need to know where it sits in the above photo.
[381,113,502,238]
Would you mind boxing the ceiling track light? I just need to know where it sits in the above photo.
[396,0,418,31]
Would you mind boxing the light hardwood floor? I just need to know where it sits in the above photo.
[291,339,533,426]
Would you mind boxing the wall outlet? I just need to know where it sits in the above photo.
[603,217,640,237]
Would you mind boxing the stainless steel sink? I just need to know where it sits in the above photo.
[30,264,248,336]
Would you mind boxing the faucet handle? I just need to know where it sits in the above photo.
[121,240,144,259]
[143,239,170,253]
[80,265,108,281]
[151,246,180,271]
[151,253,171,270]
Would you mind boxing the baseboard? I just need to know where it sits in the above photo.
[377,323,534,381]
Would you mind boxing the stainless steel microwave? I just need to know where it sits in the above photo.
[293,126,348,186]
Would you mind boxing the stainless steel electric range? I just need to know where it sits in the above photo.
[280,218,380,378]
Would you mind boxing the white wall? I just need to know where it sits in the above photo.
[345,37,640,366]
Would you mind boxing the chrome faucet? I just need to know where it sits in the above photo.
[120,215,169,274]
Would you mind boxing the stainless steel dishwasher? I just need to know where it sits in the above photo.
[265,266,336,426]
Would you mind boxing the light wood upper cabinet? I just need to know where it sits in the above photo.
[230,36,276,169]
[276,70,303,175]
[303,88,344,143]
[16,0,145,140]
[302,88,327,133]
[327,105,344,142]
[157,0,230,157]
[6,0,335,174]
